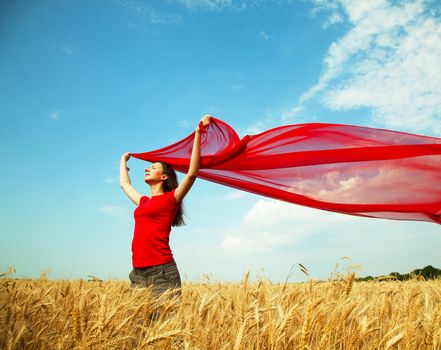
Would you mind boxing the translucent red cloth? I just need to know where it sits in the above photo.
[130,117,441,225]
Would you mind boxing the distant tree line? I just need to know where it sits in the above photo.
[356,265,441,281]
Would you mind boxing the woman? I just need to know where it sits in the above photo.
[119,115,212,299]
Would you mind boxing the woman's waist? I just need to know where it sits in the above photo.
[133,258,176,272]
[133,223,171,234]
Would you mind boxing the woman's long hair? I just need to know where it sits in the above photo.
[157,160,185,227]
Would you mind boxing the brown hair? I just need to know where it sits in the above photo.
[156,160,185,227]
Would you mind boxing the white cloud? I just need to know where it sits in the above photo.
[223,190,246,200]
[239,107,314,136]
[177,119,191,129]
[104,177,115,184]
[43,40,75,56]
[98,205,130,221]
[231,83,246,91]
[309,0,343,28]
[243,198,353,228]
[221,229,299,254]
[60,45,73,55]
[238,110,281,135]
[258,31,275,41]
[176,0,248,11]
[322,12,344,28]
[220,198,354,254]
[203,105,224,115]
[292,0,441,136]
[116,0,182,30]
[117,0,285,30]
[48,111,60,120]
[175,0,299,13]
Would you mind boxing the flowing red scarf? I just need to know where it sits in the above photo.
[130,117,441,225]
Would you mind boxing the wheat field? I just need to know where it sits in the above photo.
[1,272,440,350]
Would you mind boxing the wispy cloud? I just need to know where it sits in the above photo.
[48,111,61,121]
[177,119,191,129]
[116,0,182,30]
[60,45,74,55]
[321,12,344,29]
[223,190,246,200]
[289,0,441,136]
[43,40,75,56]
[239,107,305,136]
[231,83,246,91]
[98,205,130,222]
[202,105,224,116]
[239,115,279,135]
[258,31,275,42]
[243,198,352,229]
[173,0,295,13]
[116,0,289,30]
[176,0,248,11]
[220,198,354,254]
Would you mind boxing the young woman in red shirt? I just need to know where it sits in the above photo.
[119,115,212,299]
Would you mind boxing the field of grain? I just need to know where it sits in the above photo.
[1,272,440,349]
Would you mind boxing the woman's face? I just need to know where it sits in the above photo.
[144,162,166,183]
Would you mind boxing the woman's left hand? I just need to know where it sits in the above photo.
[197,115,212,132]
[201,115,212,126]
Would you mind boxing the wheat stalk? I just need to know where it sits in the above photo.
[142,330,187,347]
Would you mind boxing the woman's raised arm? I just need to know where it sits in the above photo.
[120,152,142,205]
[174,115,212,203]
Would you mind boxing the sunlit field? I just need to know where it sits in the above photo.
[1,271,440,349]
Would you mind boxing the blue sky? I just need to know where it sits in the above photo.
[1,0,440,282]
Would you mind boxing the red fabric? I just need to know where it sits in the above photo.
[132,188,179,267]
[130,117,441,225]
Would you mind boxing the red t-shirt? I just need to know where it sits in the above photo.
[132,188,179,267]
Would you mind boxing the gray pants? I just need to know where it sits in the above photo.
[129,259,182,299]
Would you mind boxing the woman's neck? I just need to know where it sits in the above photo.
[149,183,165,197]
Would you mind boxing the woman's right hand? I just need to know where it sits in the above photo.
[121,152,131,162]
[197,115,212,132]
